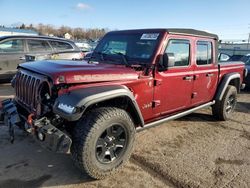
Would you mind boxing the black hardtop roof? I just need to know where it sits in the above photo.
[108,28,218,40]
[0,35,74,42]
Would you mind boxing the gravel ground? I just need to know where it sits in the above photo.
[0,84,249,188]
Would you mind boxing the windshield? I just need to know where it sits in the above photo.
[94,32,162,64]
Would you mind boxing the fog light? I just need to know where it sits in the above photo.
[38,132,45,141]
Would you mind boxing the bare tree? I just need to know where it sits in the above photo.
[6,23,108,40]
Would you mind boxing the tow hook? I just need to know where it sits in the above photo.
[25,113,35,134]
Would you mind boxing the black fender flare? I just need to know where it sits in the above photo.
[215,73,240,101]
[53,85,144,125]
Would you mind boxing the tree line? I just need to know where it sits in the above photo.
[0,23,108,40]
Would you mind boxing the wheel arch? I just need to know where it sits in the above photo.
[215,73,240,101]
[53,85,144,127]
[84,95,144,127]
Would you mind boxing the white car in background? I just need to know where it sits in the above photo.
[75,40,91,51]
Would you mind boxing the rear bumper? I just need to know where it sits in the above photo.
[0,72,16,81]
[245,75,250,87]
[0,99,72,153]
[241,83,246,90]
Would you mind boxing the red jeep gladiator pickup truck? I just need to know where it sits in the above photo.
[0,29,247,179]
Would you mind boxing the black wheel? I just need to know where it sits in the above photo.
[71,107,135,179]
[212,85,237,121]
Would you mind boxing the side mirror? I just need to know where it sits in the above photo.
[158,53,175,71]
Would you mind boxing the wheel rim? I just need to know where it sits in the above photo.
[95,124,127,164]
[225,94,236,113]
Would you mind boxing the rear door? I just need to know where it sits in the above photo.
[192,40,218,105]
[153,36,194,116]
[0,38,26,78]
[26,39,53,57]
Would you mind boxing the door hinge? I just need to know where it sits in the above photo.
[154,79,162,86]
[152,100,161,108]
[191,92,197,98]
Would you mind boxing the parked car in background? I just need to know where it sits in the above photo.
[239,54,250,88]
[75,39,92,52]
[228,55,244,61]
[0,35,83,81]
[218,53,230,61]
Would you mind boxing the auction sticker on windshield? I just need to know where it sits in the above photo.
[141,33,159,40]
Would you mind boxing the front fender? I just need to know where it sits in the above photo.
[53,85,144,125]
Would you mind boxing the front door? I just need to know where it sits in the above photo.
[153,37,194,116]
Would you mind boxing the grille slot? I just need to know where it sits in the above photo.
[15,70,48,113]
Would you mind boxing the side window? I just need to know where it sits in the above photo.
[196,41,212,65]
[0,39,24,53]
[165,39,190,67]
[50,41,73,51]
[27,40,52,52]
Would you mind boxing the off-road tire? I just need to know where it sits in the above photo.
[212,85,237,121]
[71,107,135,179]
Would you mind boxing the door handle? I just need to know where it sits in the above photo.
[183,76,193,81]
[206,73,214,77]
[19,56,25,60]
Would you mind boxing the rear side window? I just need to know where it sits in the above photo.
[0,39,24,53]
[196,41,212,65]
[165,39,190,67]
[27,40,52,52]
[50,41,73,51]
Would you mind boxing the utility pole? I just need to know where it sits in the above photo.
[248,33,250,50]
[248,24,250,50]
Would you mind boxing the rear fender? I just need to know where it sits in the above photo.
[215,73,240,101]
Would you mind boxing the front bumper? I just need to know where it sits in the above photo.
[0,99,72,153]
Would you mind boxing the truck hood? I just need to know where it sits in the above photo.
[19,60,139,84]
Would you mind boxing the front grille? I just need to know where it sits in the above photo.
[15,70,48,114]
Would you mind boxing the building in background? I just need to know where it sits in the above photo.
[0,27,38,37]
[219,40,250,55]
[64,33,72,39]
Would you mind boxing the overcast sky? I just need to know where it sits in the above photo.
[0,0,249,40]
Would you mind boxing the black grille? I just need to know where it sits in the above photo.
[15,70,47,113]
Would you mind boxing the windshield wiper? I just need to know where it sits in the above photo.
[88,51,105,62]
[113,52,130,66]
